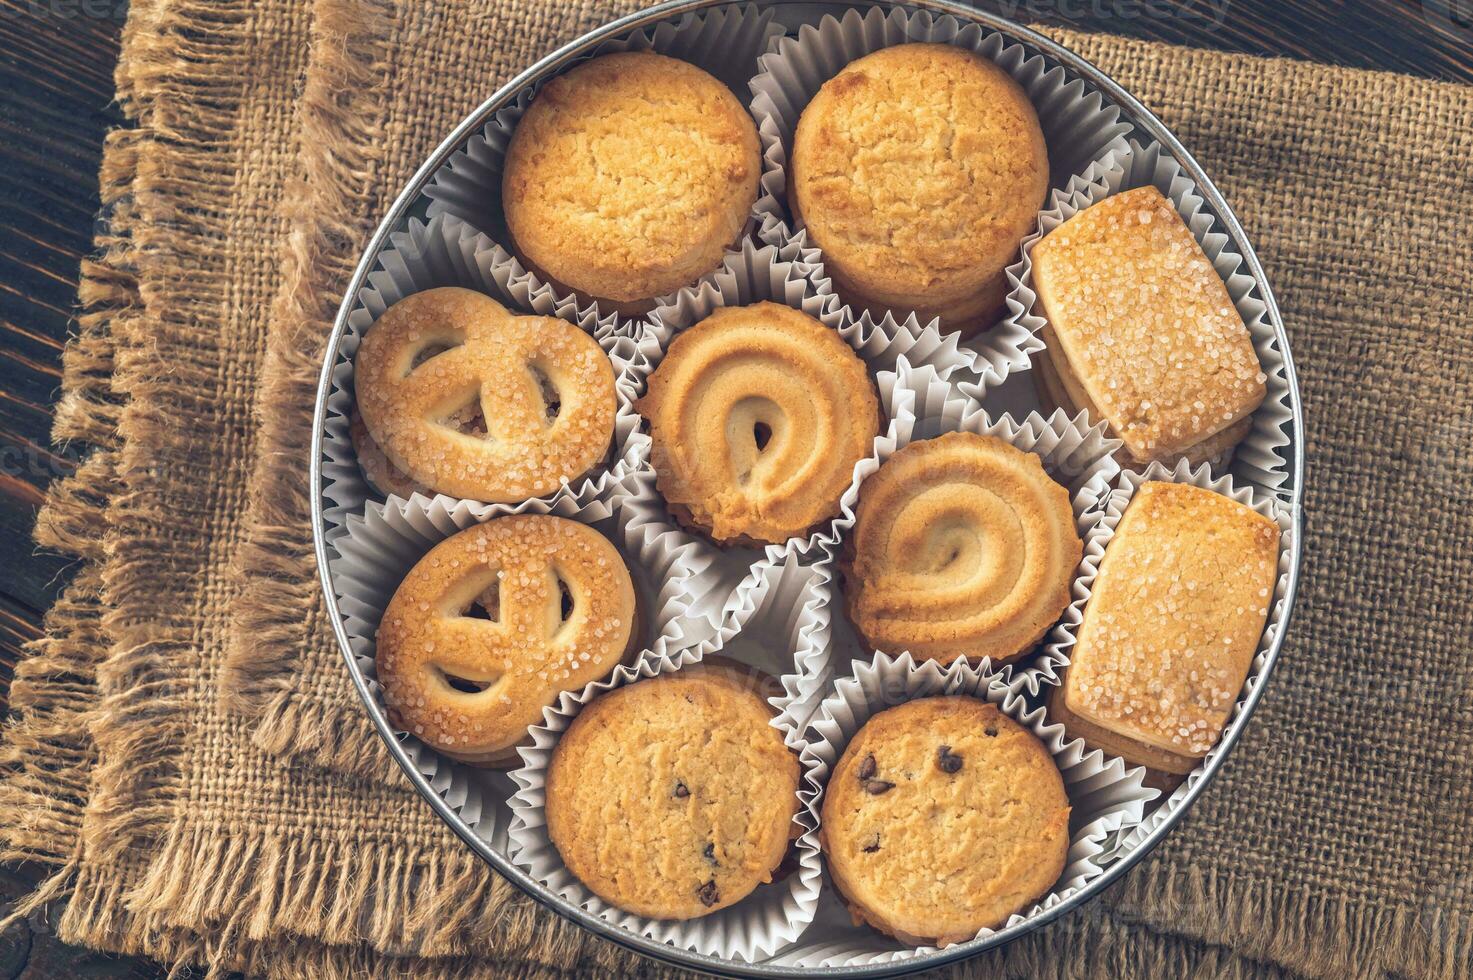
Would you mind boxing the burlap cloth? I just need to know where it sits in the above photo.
[2,0,1470,976]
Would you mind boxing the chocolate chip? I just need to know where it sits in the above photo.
[856,753,877,781]
[703,843,717,865]
[984,726,999,738]
[696,880,719,907]
[863,779,895,795]
[936,745,963,773]
[673,781,689,798]
[862,834,881,853]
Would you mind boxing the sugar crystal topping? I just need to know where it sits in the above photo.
[1067,482,1279,756]
[1033,186,1266,459]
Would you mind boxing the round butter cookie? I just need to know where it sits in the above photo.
[354,287,616,503]
[376,515,637,766]
[791,44,1047,335]
[843,432,1081,664]
[635,302,879,546]
[503,51,760,312]
[821,696,1069,946]
[546,664,800,920]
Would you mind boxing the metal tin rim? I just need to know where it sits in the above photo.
[309,2,1306,975]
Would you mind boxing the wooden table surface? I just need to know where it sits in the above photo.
[1,0,1470,975]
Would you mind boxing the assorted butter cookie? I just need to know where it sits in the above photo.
[545,664,801,920]
[842,432,1082,665]
[354,287,617,503]
[821,696,1070,946]
[636,302,880,547]
[375,515,638,766]
[1030,185,1267,465]
[1049,481,1279,775]
[791,44,1048,335]
[503,51,761,313]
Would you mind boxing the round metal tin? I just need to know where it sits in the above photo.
[310,2,1305,975]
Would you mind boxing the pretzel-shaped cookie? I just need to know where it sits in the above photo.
[376,515,638,765]
[355,287,616,502]
[635,302,879,545]
[843,432,1082,665]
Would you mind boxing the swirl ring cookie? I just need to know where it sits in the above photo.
[821,697,1070,946]
[843,432,1082,664]
[355,287,616,502]
[546,665,800,919]
[791,44,1048,335]
[635,302,880,546]
[503,51,761,312]
[376,515,637,766]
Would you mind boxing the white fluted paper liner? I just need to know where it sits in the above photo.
[506,649,823,962]
[326,471,725,846]
[420,3,785,324]
[983,139,1294,493]
[775,652,1155,967]
[829,360,1121,692]
[1043,459,1294,862]
[679,552,837,747]
[647,234,984,380]
[320,213,647,539]
[747,5,1134,389]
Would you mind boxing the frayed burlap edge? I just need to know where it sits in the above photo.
[23,0,661,972]
[216,0,397,780]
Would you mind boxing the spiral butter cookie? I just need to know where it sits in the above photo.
[503,52,761,312]
[355,287,616,502]
[843,432,1081,664]
[821,697,1070,946]
[636,302,879,546]
[791,44,1048,335]
[376,515,637,766]
[546,665,801,920]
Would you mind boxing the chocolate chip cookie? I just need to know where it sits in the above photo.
[820,696,1070,945]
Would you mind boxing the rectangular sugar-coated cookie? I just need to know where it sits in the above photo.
[1049,481,1280,775]
[1032,185,1266,465]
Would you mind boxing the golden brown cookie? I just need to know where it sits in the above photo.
[1031,185,1266,465]
[503,51,760,313]
[791,44,1047,335]
[1049,481,1279,775]
[376,515,637,766]
[545,665,801,919]
[843,432,1082,664]
[354,287,616,502]
[821,696,1070,946]
[636,302,879,546]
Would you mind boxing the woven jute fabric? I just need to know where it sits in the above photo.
[2,0,1471,976]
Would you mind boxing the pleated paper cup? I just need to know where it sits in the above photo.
[990,138,1295,493]
[1041,458,1294,861]
[831,360,1121,693]
[647,234,986,379]
[687,552,838,745]
[505,648,823,962]
[420,2,785,324]
[319,213,644,537]
[324,470,725,842]
[747,4,1134,389]
[775,652,1156,968]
